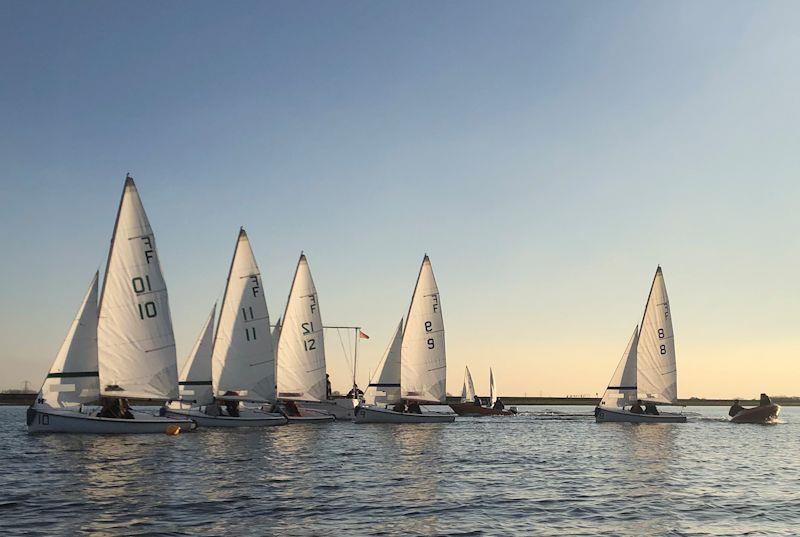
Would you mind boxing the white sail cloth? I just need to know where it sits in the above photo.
[178,305,216,404]
[211,229,275,402]
[599,326,639,409]
[489,368,497,407]
[37,272,100,407]
[364,319,403,405]
[460,366,476,402]
[401,256,447,403]
[636,267,677,404]
[276,254,327,402]
[97,177,179,400]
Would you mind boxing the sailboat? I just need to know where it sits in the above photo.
[354,255,455,423]
[595,266,686,423]
[166,229,286,427]
[275,253,337,421]
[28,176,195,433]
[449,366,514,416]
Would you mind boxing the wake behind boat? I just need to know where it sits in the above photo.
[355,256,455,424]
[28,176,194,434]
[595,267,686,424]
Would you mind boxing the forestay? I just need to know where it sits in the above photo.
[460,366,476,403]
[276,254,327,402]
[211,229,275,402]
[401,256,446,403]
[636,267,677,404]
[178,304,216,404]
[599,326,639,409]
[489,368,497,407]
[98,177,179,400]
[364,319,403,405]
[38,272,100,407]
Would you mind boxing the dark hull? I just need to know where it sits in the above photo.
[731,404,780,424]
[449,402,514,416]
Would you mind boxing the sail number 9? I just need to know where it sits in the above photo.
[427,338,435,349]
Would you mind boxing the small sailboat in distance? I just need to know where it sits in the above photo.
[449,366,514,416]
[167,229,286,427]
[28,176,194,433]
[355,255,455,423]
[595,266,686,423]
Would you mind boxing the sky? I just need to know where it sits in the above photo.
[1,1,799,399]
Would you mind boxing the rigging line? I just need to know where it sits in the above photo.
[336,328,354,377]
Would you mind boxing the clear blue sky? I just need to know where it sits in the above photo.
[2,1,799,397]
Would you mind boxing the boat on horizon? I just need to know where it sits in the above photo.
[355,255,455,424]
[595,266,687,423]
[27,176,195,433]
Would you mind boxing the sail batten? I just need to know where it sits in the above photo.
[401,256,447,403]
[211,229,275,402]
[97,177,179,400]
[276,254,327,402]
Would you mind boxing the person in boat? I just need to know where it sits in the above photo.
[759,393,772,406]
[629,400,644,414]
[728,399,745,417]
[325,374,332,400]
[407,401,422,414]
[284,400,301,417]
[473,395,482,406]
[119,399,135,419]
[205,400,222,417]
[392,400,406,413]
[644,402,659,415]
[98,397,122,419]
[493,398,505,411]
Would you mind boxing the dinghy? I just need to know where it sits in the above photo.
[28,176,194,433]
[449,366,514,416]
[595,267,686,423]
[167,229,286,427]
[730,405,781,424]
[355,256,455,424]
[275,254,335,422]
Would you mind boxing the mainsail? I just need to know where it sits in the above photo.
[178,304,216,404]
[276,254,327,402]
[636,267,677,404]
[38,272,100,407]
[401,255,446,403]
[489,368,497,407]
[364,319,403,405]
[599,325,639,409]
[97,176,179,400]
[460,366,476,403]
[211,229,275,402]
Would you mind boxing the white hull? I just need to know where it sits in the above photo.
[27,407,195,434]
[165,407,287,428]
[353,405,455,424]
[595,407,686,423]
[299,399,359,420]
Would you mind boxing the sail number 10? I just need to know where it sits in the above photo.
[132,276,158,320]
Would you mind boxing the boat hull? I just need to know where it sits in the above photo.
[164,408,287,427]
[595,407,687,423]
[298,399,359,420]
[731,404,780,424]
[285,407,336,422]
[353,405,455,424]
[449,402,514,416]
[27,407,196,434]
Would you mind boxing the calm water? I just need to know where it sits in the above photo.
[1,405,797,536]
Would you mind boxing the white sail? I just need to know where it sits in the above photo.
[364,319,403,405]
[178,304,216,404]
[37,272,100,407]
[276,254,327,402]
[97,176,179,400]
[211,229,275,402]
[489,368,497,407]
[401,255,446,403]
[599,325,639,409]
[636,267,677,404]
[460,366,476,403]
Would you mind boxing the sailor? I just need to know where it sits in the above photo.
[473,395,482,406]
[392,400,406,413]
[493,398,505,411]
[119,399,135,419]
[205,400,222,417]
[644,402,659,415]
[407,401,422,414]
[225,400,240,418]
[759,393,772,406]
[728,399,745,417]
[629,400,644,414]
[284,400,301,417]
[326,374,332,400]
[98,398,122,418]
